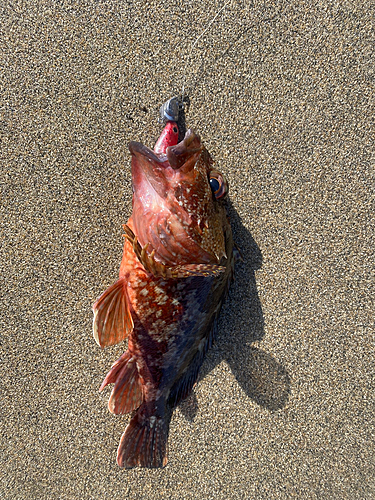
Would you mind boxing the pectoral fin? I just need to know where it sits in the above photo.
[92,279,133,348]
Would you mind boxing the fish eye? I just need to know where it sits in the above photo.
[173,126,178,133]
[210,177,220,192]
[209,171,228,199]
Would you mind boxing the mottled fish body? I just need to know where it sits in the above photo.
[93,121,233,468]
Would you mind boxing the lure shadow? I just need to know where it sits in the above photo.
[179,199,291,421]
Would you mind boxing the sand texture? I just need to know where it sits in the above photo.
[1,1,374,498]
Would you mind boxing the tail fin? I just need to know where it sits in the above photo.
[117,404,168,468]
[100,352,143,414]
[92,278,133,348]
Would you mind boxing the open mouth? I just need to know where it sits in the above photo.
[129,141,169,164]
[129,129,202,171]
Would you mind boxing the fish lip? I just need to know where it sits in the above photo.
[167,129,202,169]
[129,141,168,165]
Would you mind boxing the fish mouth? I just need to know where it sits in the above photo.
[129,129,202,171]
[129,141,168,165]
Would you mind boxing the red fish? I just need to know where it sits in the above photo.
[92,120,233,468]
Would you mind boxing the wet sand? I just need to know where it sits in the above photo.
[1,1,373,499]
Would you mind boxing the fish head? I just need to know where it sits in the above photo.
[129,128,229,267]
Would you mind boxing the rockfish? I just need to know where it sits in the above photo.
[92,120,234,468]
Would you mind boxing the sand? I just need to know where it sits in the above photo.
[1,1,374,499]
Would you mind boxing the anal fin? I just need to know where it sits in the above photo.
[92,278,133,348]
[100,351,143,414]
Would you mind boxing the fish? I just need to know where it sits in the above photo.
[92,119,234,468]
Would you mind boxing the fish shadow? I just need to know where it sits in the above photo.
[179,200,291,420]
